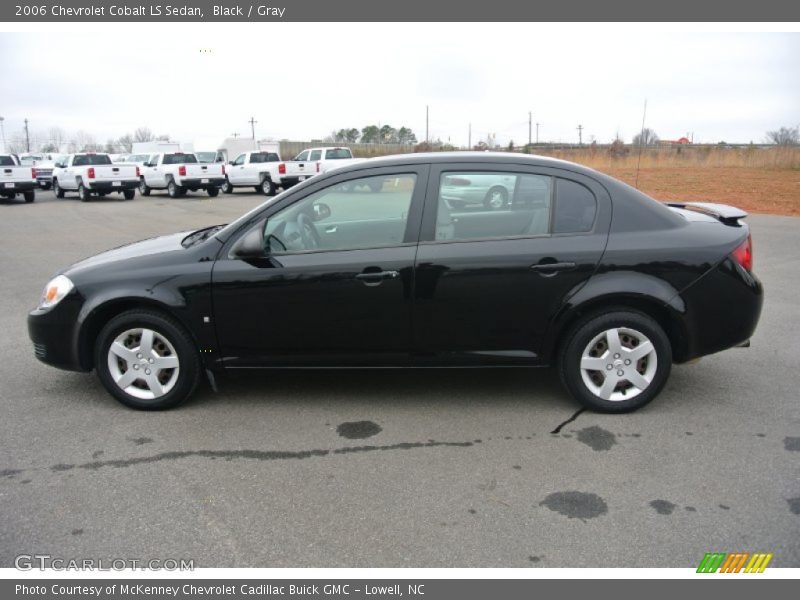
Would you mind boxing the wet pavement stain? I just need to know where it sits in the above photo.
[71,529,84,535]
[788,497,800,515]
[92,450,104,459]
[336,421,382,439]
[783,437,800,452]
[685,506,697,512]
[0,469,23,479]
[20,479,31,484]
[550,408,585,434]
[576,426,617,451]
[650,500,677,515]
[468,509,477,514]
[50,464,74,472]
[539,491,608,521]
[512,465,522,470]
[528,555,542,563]
[130,437,154,446]
[719,504,730,510]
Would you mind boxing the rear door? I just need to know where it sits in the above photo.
[413,162,611,365]
[212,164,429,367]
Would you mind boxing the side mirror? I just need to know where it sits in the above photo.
[312,202,331,221]
[232,224,265,258]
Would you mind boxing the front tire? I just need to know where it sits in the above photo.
[78,183,90,202]
[221,179,234,194]
[95,309,200,410]
[558,310,672,413]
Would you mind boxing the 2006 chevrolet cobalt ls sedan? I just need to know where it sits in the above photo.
[28,153,762,412]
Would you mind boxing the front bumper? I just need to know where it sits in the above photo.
[179,177,225,188]
[2,181,37,192]
[28,293,87,372]
[87,180,138,192]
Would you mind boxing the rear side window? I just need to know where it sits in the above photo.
[553,179,596,233]
[0,156,15,166]
[325,148,352,159]
[73,154,112,166]
[163,153,198,165]
[309,150,322,161]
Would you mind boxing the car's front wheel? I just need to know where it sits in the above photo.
[95,309,200,410]
[221,179,234,194]
[559,310,671,413]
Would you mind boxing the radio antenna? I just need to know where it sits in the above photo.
[634,99,648,189]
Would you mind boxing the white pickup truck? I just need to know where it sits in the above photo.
[52,153,139,201]
[221,150,284,196]
[282,147,363,187]
[139,152,225,198]
[1,154,37,203]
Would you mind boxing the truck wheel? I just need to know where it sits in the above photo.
[24,190,35,203]
[53,179,65,199]
[221,179,234,194]
[260,177,276,196]
[167,180,184,198]
[40,183,52,191]
[123,189,135,200]
[78,183,91,202]
[206,187,219,197]
[139,179,151,196]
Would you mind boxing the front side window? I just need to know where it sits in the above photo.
[262,174,416,254]
[435,172,552,241]
[233,154,245,166]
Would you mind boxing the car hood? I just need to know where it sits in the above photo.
[63,231,191,274]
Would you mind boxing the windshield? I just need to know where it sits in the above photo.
[163,153,198,165]
[195,152,216,163]
[126,154,150,162]
[73,154,112,166]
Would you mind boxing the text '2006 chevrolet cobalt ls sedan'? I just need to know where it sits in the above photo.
[28,153,762,412]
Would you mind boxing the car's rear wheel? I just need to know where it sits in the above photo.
[484,186,508,210]
[95,309,200,410]
[139,179,151,196]
[207,186,219,197]
[261,177,276,196]
[559,310,671,413]
[23,190,35,203]
[123,189,135,200]
[167,180,184,198]
[53,179,65,198]
[78,183,90,202]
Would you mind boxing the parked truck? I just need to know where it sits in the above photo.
[214,138,280,164]
[0,154,37,202]
[220,150,287,195]
[139,152,225,198]
[52,153,139,201]
[281,147,363,185]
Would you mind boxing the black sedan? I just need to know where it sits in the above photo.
[28,153,763,412]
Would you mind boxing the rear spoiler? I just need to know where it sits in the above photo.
[664,202,748,226]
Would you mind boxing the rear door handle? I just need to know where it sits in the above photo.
[530,262,577,274]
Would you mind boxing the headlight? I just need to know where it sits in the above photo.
[38,275,74,310]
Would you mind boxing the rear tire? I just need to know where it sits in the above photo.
[23,190,35,203]
[139,179,151,196]
[78,183,90,202]
[53,179,65,199]
[95,309,200,410]
[260,177,276,196]
[207,186,219,197]
[123,189,135,200]
[167,180,184,198]
[558,309,672,413]
[483,186,508,210]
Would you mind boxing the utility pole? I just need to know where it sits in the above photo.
[468,123,471,149]
[528,111,532,146]
[24,118,30,152]
[425,105,429,143]
[248,117,257,140]
[0,116,5,153]
[535,122,539,144]
[577,124,583,146]
[232,132,240,138]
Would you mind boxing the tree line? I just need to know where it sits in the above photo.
[326,125,418,145]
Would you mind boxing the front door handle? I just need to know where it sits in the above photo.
[355,270,400,286]
[530,261,577,275]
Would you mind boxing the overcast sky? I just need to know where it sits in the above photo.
[0,26,798,150]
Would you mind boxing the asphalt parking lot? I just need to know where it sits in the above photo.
[1,188,798,568]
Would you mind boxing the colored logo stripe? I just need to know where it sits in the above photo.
[697,553,726,573]
[744,553,773,573]
[697,552,773,573]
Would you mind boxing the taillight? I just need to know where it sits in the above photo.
[31,168,37,179]
[732,234,753,272]
[222,165,226,175]
[87,167,95,179]
[316,162,320,173]
[178,165,186,176]
[136,166,140,177]
[278,163,286,175]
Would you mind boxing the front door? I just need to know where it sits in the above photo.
[212,167,428,367]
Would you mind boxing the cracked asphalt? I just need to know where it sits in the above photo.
[1,190,798,567]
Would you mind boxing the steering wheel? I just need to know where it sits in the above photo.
[297,212,321,250]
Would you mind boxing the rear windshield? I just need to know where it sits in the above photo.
[0,156,16,166]
[73,154,112,166]
[127,154,150,162]
[250,152,280,163]
[163,153,198,165]
[195,152,217,163]
[325,148,352,159]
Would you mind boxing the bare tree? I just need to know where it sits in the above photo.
[156,134,171,142]
[117,134,133,153]
[633,128,659,147]
[48,127,66,151]
[7,132,28,154]
[74,130,98,152]
[133,127,154,143]
[765,126,799,146]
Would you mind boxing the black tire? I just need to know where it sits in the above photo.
[139,179,151,196]
[558,309,672,413]
[95,309,200,410]
[221,179,234,194]
[23,190,35,203]
[40,183,51,191]
[78,183,90,202]
[123,189,135,200]
[260,177,276,196]
[483,186,509,210]
[53,179,65,199]
[207,186,219,197]
[167,180,184,198]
